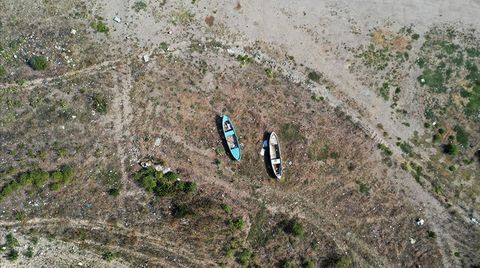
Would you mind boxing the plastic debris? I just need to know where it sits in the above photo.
[113,16,122,23]
[416,218,425,226]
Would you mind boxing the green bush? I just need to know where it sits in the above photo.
[108,188,120,197]
[432,134,441,143]
[28,56,48,70]
[51,171,63,183]
[285,219,304,237]
[15,211,27,221]
[229,217,245,231]
[102,251,117,262]
[50,182,61,191]
[444,144,459,156]
[236,55,253,65]
[132,1,147,12]
[142,176,157,192]
[90,94,108,114]
[237,249,251,266]
[6,233,19,248]
[25,246,33,258]
[31,170,49,187]
[7,249,18,261]
[136,167,196,197]
[171,203,193,218]
[91,20,109,33]
[282,261,294,268]
[399,141,413,155]
[358,183,370,195]
[454,125,469,147]
[164,171,178,181]
[308,71,321,82]
[378,144,393,156]
[222,204,233,214]
[0,65,6,77]
[336,256,352,268]
[304,260,315,268]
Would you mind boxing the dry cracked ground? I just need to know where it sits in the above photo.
[0,0,479,267]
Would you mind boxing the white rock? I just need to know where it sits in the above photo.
[420,78,426,83]
[60,125,65,130]
[416,218,424,226]
[143,54,150,63]
[113,16,122,23]
[471,218,479,225]
[260,148,265,156]
[70,29,77,35]
[72,115,76,119]
[410,238,416,244]
[154,138,161,146]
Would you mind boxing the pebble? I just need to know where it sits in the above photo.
[70,29,77,35]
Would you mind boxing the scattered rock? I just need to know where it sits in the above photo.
[143,54,150,63]
[205,15,215,27]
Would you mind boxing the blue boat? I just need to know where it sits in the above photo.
[222,115,241,161]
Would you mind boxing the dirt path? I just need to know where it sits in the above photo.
[0,217,215,267]
[0,60,118,91]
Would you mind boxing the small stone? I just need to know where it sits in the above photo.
[70,29,77,35]
[420,78,426,83]
[154,138,161,146]
[410,238,416,244]
[113,16,122,23]
[143,54,150,63]
[72,115,77,119]
[416,218,424,226]
[471,218,479,225]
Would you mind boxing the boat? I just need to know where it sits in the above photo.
[222,115,241,161]
[268,132,282,179]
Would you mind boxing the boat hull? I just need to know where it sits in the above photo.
[222,115,241,161]
[268,132,282,179]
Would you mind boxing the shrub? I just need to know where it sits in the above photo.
[444,144,459,156]
[378,144,393,156]
[108,188,120,197]
[7,249,18,261]
[51,171,63,183]
[6,233,19,248]
[358,183,370,195]
[90,94,108,114]
[282,261,294,268]
[304,260,315,268]
[427,230,437,239]
[229,217,245,231]
[142,176,157,192]
[15,211,26,221]
[236,55,253,65]
[30,170,49,188]
[91,20,109,33]
[411,33,420,40]
[25,246,33,258]
[308,71,321,82]
[285,219,304,237]
[281,123,305,143]
[454,125,469,147]
[132,1,147,12]
[432,134,441,143]
[171,203,193,218]
[336,256,352,268]
[222,204,233,214]
[164,171,178,181]
[237,249,251,266]
[102,251,117,262]
[183,181,197,193]
[50,182,61,191]
[399,141,413,155]
[0,65,6,77]
[28,56,48,70]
